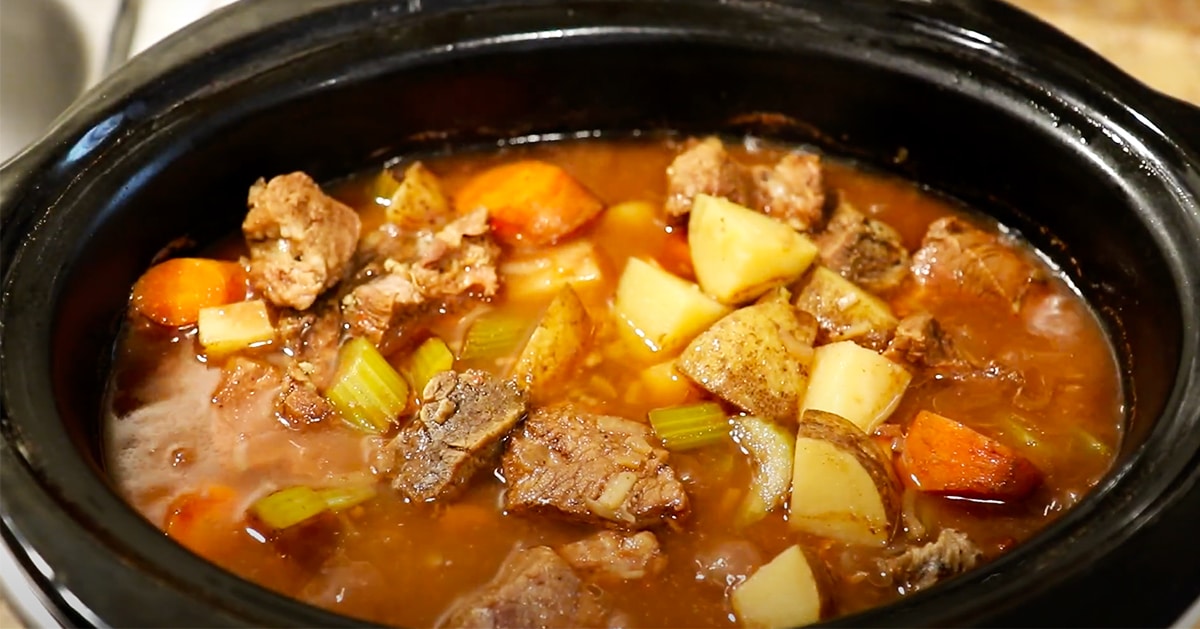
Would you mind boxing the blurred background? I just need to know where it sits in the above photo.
[1,0,1198,163]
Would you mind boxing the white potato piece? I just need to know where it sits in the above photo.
[688,194,819,304]
[386,162,449,226]
[794,266,898,350]
[731,416,796,527]
[677,301,816,420]
[513,285,592,400]
[614,258,731,355]
[731,545,823,628]
[197,299,275,356]
[800,340,911,432]
[789,410,900,546]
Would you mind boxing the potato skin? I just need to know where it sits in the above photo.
[793,410,902,543]
[677,301,817,420]
[513,285,592,401]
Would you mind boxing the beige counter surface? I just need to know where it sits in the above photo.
[1,1,1196,627]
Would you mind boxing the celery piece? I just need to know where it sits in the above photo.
[649,402,730,451]
[325,337,410,433]
[318,485,378,512]
[1003,413,1042,450]
[406,336,454,396]
[1075,428,1113,459]
[459,312,531,362]
[252,486,328,530]
[731,416,796,528]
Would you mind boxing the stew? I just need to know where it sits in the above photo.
[103,137,1123,628]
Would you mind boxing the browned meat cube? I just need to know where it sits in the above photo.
[665,137,825,231]
[816,203,910,294]
[409,208,500,298]
[385,370,526,502]
[438,546,605,629]
[558,530,666,581]
[883,312,958,369]
[881,528,981,592]
[749,152,826,232]
[503,405,689,528]
[665,137,753,218]
[277,380,335,427]
[342,209,499,347]
[341,267,428,347]
[243,172,361,310]
[910,216,1039,311]
[276,300,344,389]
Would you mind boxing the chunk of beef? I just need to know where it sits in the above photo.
[503,405,689,528]
[277,379,336,427]
[276,300,344,389]
[410,208,501,297]
[342,209,500,347]
[439,546,605,629]
[665,137,825,231]
[881,528,982,592]
[816,203,910,294]
[910,216,1039,311]
[213,356,334,431]
[243,172,361,310]
[384,370,526,501]
[749,152,826,232]
[341,265,429,348]
[558,531,666,581]
[883,312,958,369]
[212,357,286,452]
[665,137,752,218]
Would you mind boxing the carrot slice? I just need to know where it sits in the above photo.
[657,231,695,280]
[164,485,238,555]
[454,160,604,246]
[900,410,1042,501]
[131,258,247,327]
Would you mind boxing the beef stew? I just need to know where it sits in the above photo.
[103,137,1122,628]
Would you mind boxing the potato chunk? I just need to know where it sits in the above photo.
[677,301,817,420]
[731,545,823,628]
[731,416,795,527]
[197,299,275,355]
[794,266,898,350]
[386,162,449,227]
[688,194,818,304]
[800,340,911,432]
[513,285,592,400]
[789,410,900,546]
[614,258,731,355]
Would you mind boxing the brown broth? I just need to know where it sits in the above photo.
[104,138,1123,627]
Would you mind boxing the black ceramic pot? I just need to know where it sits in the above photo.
[2,0,1198,626]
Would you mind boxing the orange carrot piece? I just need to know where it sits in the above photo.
[131,258,247,327]
[437,502,497,535]
[454,160,604,246]
[164,485,238,554]
[901,410,1042,501]
[657,231,695,280]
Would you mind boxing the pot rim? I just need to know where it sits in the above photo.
[2,0,1199,626]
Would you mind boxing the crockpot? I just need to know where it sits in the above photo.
[2,0,1198,626]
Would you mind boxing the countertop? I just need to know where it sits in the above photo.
[0,1,1197,627]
